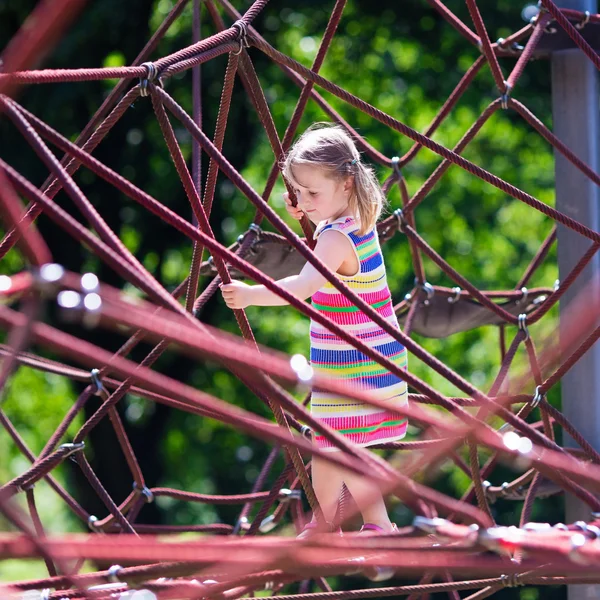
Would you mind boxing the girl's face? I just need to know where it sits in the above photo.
[288,164,353,224]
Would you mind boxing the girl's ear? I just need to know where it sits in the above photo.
[343,176,354,193]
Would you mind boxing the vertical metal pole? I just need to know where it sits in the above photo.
[551,2,600,599]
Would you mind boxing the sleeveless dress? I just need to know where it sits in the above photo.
[310,215,409,451]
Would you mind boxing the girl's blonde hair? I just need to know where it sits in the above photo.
[281,122,387,236]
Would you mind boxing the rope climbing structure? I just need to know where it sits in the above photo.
[1,0,600,598]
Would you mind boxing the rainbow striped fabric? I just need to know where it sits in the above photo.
[309,215,408,451]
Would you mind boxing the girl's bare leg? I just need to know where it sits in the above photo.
[311,455,346,524]
[342,467,394,530]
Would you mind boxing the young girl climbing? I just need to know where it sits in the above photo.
[220,123,408,546]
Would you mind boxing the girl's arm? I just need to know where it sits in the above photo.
[220,230,352,309]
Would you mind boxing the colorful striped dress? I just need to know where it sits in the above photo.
[309,215,408,451]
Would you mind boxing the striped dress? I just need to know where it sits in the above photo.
[310,215,409,451]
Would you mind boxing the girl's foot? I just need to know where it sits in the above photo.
[296,519,342,540]
[359,522,398,535]
[357,523,398,581]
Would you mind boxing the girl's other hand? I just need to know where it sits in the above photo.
[283,191,303,220]
[220,281,252,309]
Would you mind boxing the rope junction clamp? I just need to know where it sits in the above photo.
[415,278,435,306]
[412,516,449,534]
[500,82,512,110]
[236,222,262,252]
[569,532,589,564]
[518,313,529,341]
[500,573,524,588]
[573,520,600,539]
[35,263,65,287]
[394,208,406,233]
[448,286,461,304]
[391,156,402,178]
[576,10,591,29]
[133,481,154,503]
[496,38,524,56]
[278,488,302,502]
[90,368,107,397]
[59,442,85,461]
[232,20,250,56]
[140,62,157,97]
[108,564,123,583]
[259,514,277,533]
[233,515,249,535]
[518,286,529,305]
[530,385,545,409]
[482,480,509,503]
[88,515,100,531]
[300,425,312,438]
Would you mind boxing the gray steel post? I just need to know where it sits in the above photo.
[551,1,600,599]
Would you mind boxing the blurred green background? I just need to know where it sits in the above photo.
[1,1,564,597]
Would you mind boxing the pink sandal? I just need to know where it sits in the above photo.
[358,522,399,535]
[297,519,343,540]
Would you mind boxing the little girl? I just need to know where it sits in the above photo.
[221,123,408,546]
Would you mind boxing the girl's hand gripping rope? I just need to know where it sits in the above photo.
[283,191,303,220]
[220,281,252,309]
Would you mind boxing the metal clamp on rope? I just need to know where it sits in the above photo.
[300,425,312,439]
[500,573,524,588]
[568,533,589,564]
[133,481,154,503]
[247,223,263,256]
[496,38,523,56]
[88,515,100,531]
[259,514,277,533]
[233,515,249,535]
[237,222,262,246]
[573,521,600,539]
[34,263,65,294]
[448,286,461,304]
[107,564,123,583]
[394,208,406,233]
[391,156,402,178]
[140,62,157,97]
[482,480,495,502]
[500,82,512,110]
[518,313,529,341]
[90,368,106,397]
[278,488,302,502]
[232,20,250,56]
[413,516,448,534]
[530,385,545,409]
[517,287,529,306]
[59,442,85,461]
[576,10,591,29]
[415,278,434,306]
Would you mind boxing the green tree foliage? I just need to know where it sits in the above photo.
[1,1,565,596]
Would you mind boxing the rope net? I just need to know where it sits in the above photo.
[0,0,599,598]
